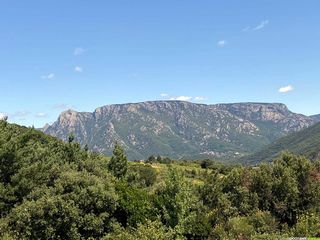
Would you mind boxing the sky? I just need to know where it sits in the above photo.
[1,0,320,127]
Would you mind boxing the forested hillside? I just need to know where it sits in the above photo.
[241,122,320,165]
[1,120,320,239]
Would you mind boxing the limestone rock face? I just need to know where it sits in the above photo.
[43,101,318,160]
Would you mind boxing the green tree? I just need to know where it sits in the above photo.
[108,142,128,179]
[68,133,75,143]
[84,144,89,152]
[115,182,155,228]
[200,159,211,169]
[146,155,156,164]
[155,167,210,238]
[127,164,157,187]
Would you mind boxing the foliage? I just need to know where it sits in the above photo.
[146,155,173,164]
[102,220,176,240]
[0,123,320,239]
[107,142,128,179]
[291,212,320,237]
[114,181,156,227]
[127,163,157,187]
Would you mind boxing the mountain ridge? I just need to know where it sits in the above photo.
[239,121,320,164]
[311,114,320,122]
[43,101,318,160]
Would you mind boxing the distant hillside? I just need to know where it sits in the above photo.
[240,122,320,164]
[311,114,320,122]
[42,101,318,160]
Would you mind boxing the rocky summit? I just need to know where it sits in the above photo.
[43,101,318,160]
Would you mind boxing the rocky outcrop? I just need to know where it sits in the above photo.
[43,101,319,160]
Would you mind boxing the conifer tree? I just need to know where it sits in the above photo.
[108,142,128,179]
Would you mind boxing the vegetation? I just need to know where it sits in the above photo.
[0,121,320,239]
[108,142,128,179]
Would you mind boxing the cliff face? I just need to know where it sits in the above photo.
[43,101,318,160]
[217,103,312,132]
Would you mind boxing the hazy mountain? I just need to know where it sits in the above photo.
[43,101,317,160]
[311,114,320,122]
[240,122,320,165]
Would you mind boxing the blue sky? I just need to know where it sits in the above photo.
[1,0,319,127]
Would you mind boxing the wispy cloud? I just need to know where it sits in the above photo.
[160,93,169,97]
[74,47,85,56]
[9,111,29,120]
[194,96,207,102]
[243,20,269,32]
[41,73,55,79]
[279,85,294,93]
[217,40,227,47]
[74,66,83,72]
[253,20,269,31]
[52,104,73,110]
[170,96,192,101]
[35,112,48,118]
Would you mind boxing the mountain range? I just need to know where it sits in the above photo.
[43,101,319,160]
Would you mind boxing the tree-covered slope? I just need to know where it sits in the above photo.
[43,101,317,160]
[1,120,320,238]
[240,122,320,164]
[0,121,120,238]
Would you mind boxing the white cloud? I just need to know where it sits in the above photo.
[170,96,192,101]
[217,40,227,47]
[160,93,168,97]
[35,113,48,118]
[194,96,207,101]
[243,20,270,32]
[75,66,83,72]
[279,85,294,93]
[74,47,85,56]
[41,73,55,79]
[253,20,269,31]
